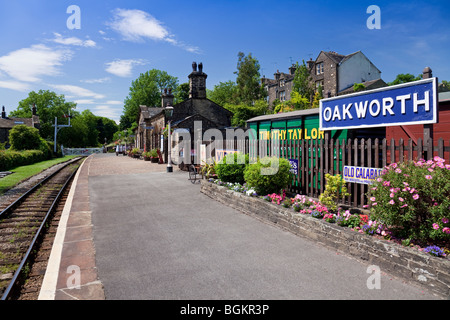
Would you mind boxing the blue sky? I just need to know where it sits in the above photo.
[0,0,449,124]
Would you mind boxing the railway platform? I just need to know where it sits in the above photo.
[37,153,442,300]
[38,154,167,300]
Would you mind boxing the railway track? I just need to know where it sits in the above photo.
[0,157,84,300]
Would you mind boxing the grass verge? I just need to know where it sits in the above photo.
[0,156,78,195]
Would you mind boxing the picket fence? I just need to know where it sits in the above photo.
[207,137,450,208]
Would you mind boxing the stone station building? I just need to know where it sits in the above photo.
[134,63,233,166]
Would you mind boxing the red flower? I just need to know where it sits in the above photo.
[359,214,369,224]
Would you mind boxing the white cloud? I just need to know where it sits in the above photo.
[51,33,96,47]
[108,9,172,42]
[74,99,96,105]
[104,100,122,105]
[105,59,146,77]
[0,44,72,82]
[80,77,111,84]
[92,105,121,123]
[108,8,200,53]
[0,80,30,92]
[49,84,105,99]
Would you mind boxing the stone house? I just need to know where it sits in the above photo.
[261,65,297,105]
[134,63,233,162]
[263,50,386,106]
[0,105,40,147]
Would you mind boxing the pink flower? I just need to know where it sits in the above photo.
[370,197,376,202]
[443,227,450,234]
[432,223,440,230]
[413,194,419,200]
[390,193,395,198]
[442,218,449,224]
[395,168,402,173]
[389,200,395,205]
[372,202,377,206]
[398,197,404,202]
[425,175,432,180]
[401,204,408,208]
[383,181,391,187]
[428,168,434,172]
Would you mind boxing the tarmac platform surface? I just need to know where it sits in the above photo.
[38,153,441,300]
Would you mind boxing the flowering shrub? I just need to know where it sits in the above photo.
[423,245,446,257]
[244,157,292,196]
[215,153,249,184]
[318,174,350,212]
[208,173,448,258]
[368,157,450,243]
[209,179,258,197]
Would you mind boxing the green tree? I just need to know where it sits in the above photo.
[353,83,366,92]
[224,100,268,128]
[10,90,77,141]
[234,52,266,105]
[97,117,119,144]
[58,116,89,148]
[208,80,239,106]
[9,125,42,151]
[292,60,314,104]
[388,73,422,86]
[439,80,450,92]
[122,69,179,130]
[175,82,190,103]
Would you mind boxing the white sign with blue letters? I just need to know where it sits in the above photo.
[319,78,438,131]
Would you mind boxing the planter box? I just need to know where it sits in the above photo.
[200,180,450,299]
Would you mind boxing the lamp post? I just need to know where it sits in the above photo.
[165,104,174,173]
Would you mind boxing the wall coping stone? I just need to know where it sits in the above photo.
[200,180,450,299]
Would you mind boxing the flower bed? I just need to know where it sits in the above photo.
[201,178,450,298]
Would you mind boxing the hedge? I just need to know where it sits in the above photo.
[0,150,46,171]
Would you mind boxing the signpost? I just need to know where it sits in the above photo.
[319,78,438,131]
[342,166,383,185]
[53,115,72,153]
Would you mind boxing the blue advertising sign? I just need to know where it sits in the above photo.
[320,78,438,130]
[289,159,298,175]
[343,166,383,185]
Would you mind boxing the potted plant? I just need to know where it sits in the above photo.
[150,149,159,163]
[142,151,152,161]
[201,160,217,179]
[131,148,140,158]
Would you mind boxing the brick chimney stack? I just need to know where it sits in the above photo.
[161,88,174,109]
[189,62,207,99]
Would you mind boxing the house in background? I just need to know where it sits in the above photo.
[261,65,297,105]
[135,63,233,163]
[263,50,386,106]
[0,105,40,147]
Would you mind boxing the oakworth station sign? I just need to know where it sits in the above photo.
[319,78,438,131]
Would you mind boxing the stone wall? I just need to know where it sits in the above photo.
[200,180,450,298]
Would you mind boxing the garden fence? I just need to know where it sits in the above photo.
[207,137,450,208]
